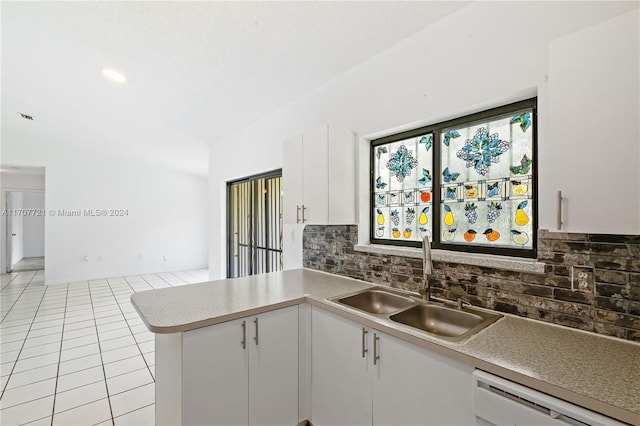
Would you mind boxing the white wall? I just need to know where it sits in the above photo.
[23,192,45,257]
[208,1,638,280]
[1,131,209,284]
[0,172,45,273]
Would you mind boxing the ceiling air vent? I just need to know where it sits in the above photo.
[19,112,34,121]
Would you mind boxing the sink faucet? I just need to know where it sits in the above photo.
[422,234,433,301]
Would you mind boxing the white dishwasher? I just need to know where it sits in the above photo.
[472,370,627,426]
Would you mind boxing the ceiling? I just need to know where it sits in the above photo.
[1,1,469,176]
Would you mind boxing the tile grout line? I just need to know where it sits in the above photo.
[0,268,202,425]
[0,275,50,400]
[111,401,155,423]
[0,272,37,323]
[0,273,18,292]
[87,283,116,426]
[110,278,155,382]
[50,282,71,426]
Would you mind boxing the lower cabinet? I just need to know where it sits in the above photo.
[182,305,299,426]
[311,307,372,426]
[311,307,474,426]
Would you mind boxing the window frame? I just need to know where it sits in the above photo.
[370,98,538,258]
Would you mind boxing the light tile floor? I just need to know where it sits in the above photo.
[0,268,209,425]
[10,258,45,273]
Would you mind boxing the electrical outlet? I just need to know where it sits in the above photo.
[571,265,595,293]
[330,242,341,256]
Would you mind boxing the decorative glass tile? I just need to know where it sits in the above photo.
[388,191,402,205]
[463,182,480,201]
[509,178,530,199]
[418,189,432,203]
[372,133,433,242]
[440,106,534,250]
[485,179,505,200]
[442,184,460,202]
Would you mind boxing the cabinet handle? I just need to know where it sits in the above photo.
[373,333,380,365]
[302,205,307,223]
[361,327,368,358]
[241,320,246,349]
[254,317,259,345]
[296,205,301,223]
[557,190,563,230]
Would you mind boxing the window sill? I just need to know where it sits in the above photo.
[354,244,546,274]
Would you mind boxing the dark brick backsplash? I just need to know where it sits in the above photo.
[303,226,640,342]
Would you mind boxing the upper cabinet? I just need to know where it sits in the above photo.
[283,125,357,225]
[540,10,639,234]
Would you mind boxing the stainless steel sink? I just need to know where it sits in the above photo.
[390,304,501,342]
[332,288,418,315]
[329,287,502,343]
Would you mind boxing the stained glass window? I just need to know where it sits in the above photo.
[371,99,536,257]
[372,134,433,243]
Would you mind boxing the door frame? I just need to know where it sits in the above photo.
[2,189,45,274]
[5,192,14,273]
[226,169,282,278]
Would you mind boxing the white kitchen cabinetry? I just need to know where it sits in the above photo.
[311,307,474,426]
[311,307,372,426]
[182,305,299,426]
[541,10,639,234]
[282,125,356,225]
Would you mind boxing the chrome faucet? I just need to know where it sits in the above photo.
[422,234,433,301]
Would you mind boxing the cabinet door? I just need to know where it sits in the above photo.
[302,126,329,224]
[283,134,303,225]
[311,307,371,426]
[372,330,474,426]
[249,305,299,426]
[542,10,639,234]
[327,127,356,224]
[182,318,249,426]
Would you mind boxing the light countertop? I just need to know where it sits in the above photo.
[131,268,640,425]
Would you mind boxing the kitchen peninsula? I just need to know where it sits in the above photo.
[131,268,639,426]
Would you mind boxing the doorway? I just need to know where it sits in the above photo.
[5,191,45,273]
[227,170,282,278]
[1,166,46,274]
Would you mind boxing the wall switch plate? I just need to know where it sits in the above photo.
[571,265,595,293]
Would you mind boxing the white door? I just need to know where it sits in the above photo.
[372,330,474,426]
[7,192,25,271]
[5,192,13,273]
[248,305,299,426]
[311,307,371,426]
[182,318,249,426]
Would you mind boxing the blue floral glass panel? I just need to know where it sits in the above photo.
[373,133,433,242]
[440,108,534,250]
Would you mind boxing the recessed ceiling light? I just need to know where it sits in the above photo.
[102,68,126,82]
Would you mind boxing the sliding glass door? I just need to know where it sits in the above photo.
[227,171,282,278]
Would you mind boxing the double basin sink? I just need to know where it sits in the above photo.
[329,287,501,343]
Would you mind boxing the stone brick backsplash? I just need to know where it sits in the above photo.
[303,226,640,341]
